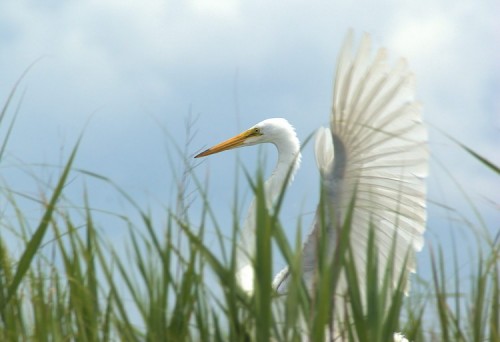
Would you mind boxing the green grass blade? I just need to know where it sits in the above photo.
[0,58,43,162]
[2,138,80,310]
[253,174,273,342]
[434,126,500,175]
[456,141,500,175]
[430,246,450,341]
[490,260,499,341]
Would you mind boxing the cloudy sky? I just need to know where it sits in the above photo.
[1,0,498,285]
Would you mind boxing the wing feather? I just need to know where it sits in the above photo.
[274,32,428,304]
[326,32,428,294]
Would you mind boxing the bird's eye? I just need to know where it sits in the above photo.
[253,128,260,135]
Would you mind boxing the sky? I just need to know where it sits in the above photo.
[1,0,499,296]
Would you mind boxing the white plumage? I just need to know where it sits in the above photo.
[274,32,428,300]
[195,31,428,340]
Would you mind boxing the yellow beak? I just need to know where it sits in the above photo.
[195,128,260,158]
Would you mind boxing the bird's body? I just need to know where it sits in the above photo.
[195,31,427,340]
[196,118,303,291]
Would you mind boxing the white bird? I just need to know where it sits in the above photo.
[195,31,427,339]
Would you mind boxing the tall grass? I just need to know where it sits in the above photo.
[0,82,498,341]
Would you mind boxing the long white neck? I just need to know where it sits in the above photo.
[236,132,301,293]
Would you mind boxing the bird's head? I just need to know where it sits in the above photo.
[194,118,297,158]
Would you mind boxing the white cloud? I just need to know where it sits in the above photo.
[0,0,497,278]
[188,0,241,17]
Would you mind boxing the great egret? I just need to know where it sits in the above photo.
[195,31,427,334]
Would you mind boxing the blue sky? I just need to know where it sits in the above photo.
[1,0,498,291]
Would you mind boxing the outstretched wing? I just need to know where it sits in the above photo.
[274,32,428,300]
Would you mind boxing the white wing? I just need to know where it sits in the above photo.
[274,32,428,301]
